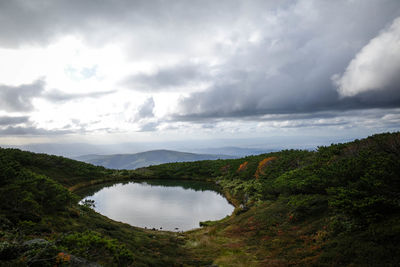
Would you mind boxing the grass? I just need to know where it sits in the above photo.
[183,200,332,266]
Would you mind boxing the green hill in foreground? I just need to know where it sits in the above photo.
[0,132,399,266]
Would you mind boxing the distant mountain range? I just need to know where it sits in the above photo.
[74,149,237,169]
[1,143,275,158]
[2,135,334,158]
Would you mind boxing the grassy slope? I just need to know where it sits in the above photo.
[0,148,203,266]
[145,132,400,266]
[1,132,399,266]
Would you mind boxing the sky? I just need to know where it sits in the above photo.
[0,0,399,153]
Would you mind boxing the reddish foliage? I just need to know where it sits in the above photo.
[254,157,277,179]
[237,161,249,173]
[56,252,71,264]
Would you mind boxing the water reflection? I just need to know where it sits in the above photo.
[81,180,234,231]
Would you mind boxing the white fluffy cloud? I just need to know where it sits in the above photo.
[333,17,400,97]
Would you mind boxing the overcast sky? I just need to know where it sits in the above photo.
[0,0,399,151]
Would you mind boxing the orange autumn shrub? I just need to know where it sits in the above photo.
[56,252,71,264]
[237,161,249,172]
[254,157,277,179]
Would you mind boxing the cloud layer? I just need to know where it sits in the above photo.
[123,62,211,92]
[172,2,400,120]
[0,116,29,126]
[0,0,399,143]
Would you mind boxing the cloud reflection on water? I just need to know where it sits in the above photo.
[83,181,234,231]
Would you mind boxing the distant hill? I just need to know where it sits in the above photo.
[191,147,277,157]
[74,149,236,169]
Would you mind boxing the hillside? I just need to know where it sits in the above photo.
[0,132,399,266]
[74,149,235,169]
[143,132,400,266]
[0,148,195,266]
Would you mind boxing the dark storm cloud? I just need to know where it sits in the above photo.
[0,0,131,47]
[0,79,44,112]
[173,78,400,121]
[0,0,253,47]
[123,63,208,91]
[42,89,115,102]
[173,1,400,121]
[0,116,29,126]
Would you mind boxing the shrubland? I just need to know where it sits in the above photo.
[145,132,400,266]
[0,132,399,266]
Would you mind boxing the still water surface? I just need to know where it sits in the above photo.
[81,180,234,231]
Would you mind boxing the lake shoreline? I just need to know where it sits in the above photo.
[77,178,236,232]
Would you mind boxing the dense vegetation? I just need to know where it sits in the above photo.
[0,132,399,266]
[0,149,194,266]
[144,132,400,266]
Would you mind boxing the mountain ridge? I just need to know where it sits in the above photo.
[74,149,236,169]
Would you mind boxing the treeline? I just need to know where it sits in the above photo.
[146,132,400,222]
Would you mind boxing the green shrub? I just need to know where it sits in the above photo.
[59,231,134,266]
[285,194,328,221]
